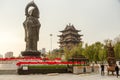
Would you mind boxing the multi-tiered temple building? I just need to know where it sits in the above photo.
[58,23,83,50]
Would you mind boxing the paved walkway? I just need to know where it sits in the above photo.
[0,63,119,80]
[0,73,119,80]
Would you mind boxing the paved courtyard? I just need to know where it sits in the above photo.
[0,73,119,80]
[0,63,119,80]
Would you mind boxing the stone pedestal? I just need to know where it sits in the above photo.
[21,51,41,57]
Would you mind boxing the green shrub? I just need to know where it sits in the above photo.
[17,65,68,74]
[28,65,67,69]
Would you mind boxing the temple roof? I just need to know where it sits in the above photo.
[60,23,80,32]
[58,33,83,37]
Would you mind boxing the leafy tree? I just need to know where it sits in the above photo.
[114,42,120,59]
[64,43,84,60]
[70,43,84,58]
[98,46,107,62]
[64,48,72,60]
[83,42,106,63]
[113,35,120,59]
[83,43,95,62]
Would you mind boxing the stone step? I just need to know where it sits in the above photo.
[0,64,17,70]
[0,70,17,74]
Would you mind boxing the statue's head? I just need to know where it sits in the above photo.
[25,1,39,18]
[28,7,39,18]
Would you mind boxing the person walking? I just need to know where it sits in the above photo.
[115,64,119,78]
[101,63,105,76]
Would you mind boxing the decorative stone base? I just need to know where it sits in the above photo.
[21,51,41,57]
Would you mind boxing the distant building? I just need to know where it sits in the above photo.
[41,48,46,54]
[58,23,83,50]
[5,52,13,58]
[0,54,3,58]
[40,48,46,57]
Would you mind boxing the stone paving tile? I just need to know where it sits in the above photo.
[78,73,120,80]
[0,73,119,80]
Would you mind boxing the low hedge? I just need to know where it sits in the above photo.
[28,65,67,69]
[17,65,68,74]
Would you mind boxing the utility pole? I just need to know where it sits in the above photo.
[50,34,53,53]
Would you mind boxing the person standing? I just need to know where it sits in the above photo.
[115,64,119,78]
[101,63,105,76]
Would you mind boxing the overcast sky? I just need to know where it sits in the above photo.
[0,0,120,57]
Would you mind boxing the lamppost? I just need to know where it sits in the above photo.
[50,34,53,53]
